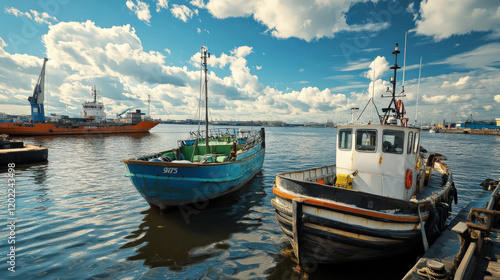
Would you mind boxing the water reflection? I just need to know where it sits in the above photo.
[268,244,419,280]
[121,173,266,270]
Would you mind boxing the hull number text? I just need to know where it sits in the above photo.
[163,167,178,174]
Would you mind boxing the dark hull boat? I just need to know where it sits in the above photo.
[272,164,456,265]
[272,44,457,268]
[0,136,48,165]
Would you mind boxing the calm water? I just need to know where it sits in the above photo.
[1,124,499,279]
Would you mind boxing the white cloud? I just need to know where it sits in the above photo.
[341,58,371,72]
[441,76,472,89]
[5,21,348,121]
[170,4,197,22]
[5,7,31,18]
[190,0,206,8]
[483,105,493,111]
[126,0,152,23]
[36,21,186,114]
[495,95,500,103]
[156,0,169,12]
[422,94,448,104]
[431,43,500,70]
[30,10,57,24]
[363,56,389,81]
[4,7,57,25]
[230,46,252,58]
[202,0,390,42]
[406,2,415,14]
[413,0,500,41]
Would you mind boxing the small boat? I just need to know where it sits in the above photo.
[0,134,48,165]
[0,58,160,136]
[271,44,458,268]
[429,127,440,133]
[122,47,265,210]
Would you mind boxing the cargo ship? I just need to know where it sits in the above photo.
[0,58,160,136]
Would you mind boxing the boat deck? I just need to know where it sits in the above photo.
[414,169,448,201]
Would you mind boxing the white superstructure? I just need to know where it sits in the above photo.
[81,86,106,122]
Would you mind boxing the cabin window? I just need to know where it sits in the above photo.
[413,132,420,154]
[338,129,352,150]
[382,130,404,154]
[355,129,377,152]
[407,132,413,154]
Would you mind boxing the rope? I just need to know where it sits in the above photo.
[416,266,449,280]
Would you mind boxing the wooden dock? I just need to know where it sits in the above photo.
[404,181,500,280]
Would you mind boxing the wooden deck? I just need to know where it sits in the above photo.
[404,183,500,280]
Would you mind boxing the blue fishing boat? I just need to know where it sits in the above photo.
[123,47,265,210]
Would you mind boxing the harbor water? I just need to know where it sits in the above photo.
[1,124,499,279]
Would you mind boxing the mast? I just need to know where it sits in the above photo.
[381,43,401,123]
[201,46,210,153]
[92,85,97,103]
[28,57,48,122]
[416,57,422,125]
[371,60,375,123]
[402,32,407,92]
[148,94,151,117]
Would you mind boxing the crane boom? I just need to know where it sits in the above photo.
[28,58,48,122]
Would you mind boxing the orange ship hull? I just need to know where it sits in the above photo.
[0,121,161,136]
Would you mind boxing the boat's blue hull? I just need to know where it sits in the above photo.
[124,143,265,209]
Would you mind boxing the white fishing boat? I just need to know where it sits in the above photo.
[272,44,458,269]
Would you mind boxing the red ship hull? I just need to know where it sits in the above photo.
[0,121,161,136]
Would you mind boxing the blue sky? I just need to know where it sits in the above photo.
[0,0,499,123]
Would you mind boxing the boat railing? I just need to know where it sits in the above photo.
[185,128,262,142]
[279,165,336,185]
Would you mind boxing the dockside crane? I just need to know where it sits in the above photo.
[28,58,48,122]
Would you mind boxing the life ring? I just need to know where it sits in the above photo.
[396,100,405,117]
[405,169,413,189]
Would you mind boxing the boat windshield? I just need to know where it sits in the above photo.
[413,132,420,154]
[338,129,352,150]
[355,129,377,152]
[382,130,404,154]
[407,131,413,154]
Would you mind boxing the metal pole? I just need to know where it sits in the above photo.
[416,57,422,125]
[202,47,210,154]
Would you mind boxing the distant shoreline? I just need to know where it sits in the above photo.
[438,128,500,135]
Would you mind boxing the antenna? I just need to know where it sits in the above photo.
[402,31,407,93]
[351,107,359,124]
[371,59,376,123]
[415,57,422,125]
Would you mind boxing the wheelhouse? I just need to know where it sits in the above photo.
[336,124,422,200]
